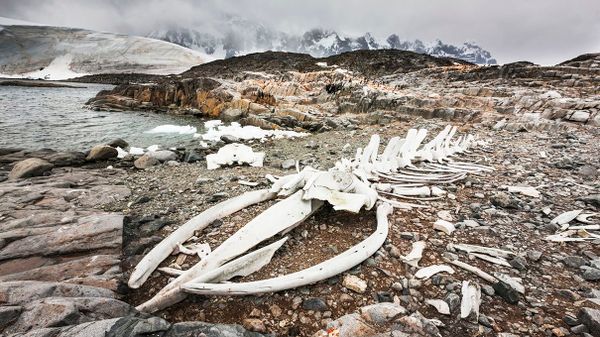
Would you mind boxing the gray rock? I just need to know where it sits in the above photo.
[527,250,542,261]
[491,192,519,209]
[220,135,240,144]
[146,150,177,162]
[0,281,115,306]
[86,145,118,161]
[9,158,53,180]
[360,302,406,324]
[582,267,600,281]
[509,256,528,271]
[563,255,588,268]
[0,305,22,330]
[445,293,461,312]
[579,194,600,208]
[220,108,244,122]
[578,307,600,336]
[302,297,328,311]
[183,149,203,163]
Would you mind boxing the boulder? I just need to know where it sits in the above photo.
[134,155,160,169]
[8,158,53,180]
[86,145,118,161]
[578,307,600,336]
[220,108,245,122]
[146,150,177,162]
[107,138,129,149]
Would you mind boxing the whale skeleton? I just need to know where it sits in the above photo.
[131,125,494,313]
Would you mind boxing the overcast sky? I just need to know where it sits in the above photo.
[2,0,599,65]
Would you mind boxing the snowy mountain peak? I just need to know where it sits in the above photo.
[150,26,497,65]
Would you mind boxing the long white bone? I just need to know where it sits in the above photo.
[182,203,393,296]
[128,188,277,289]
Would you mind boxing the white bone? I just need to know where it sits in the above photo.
[550,210,583,225]
[158,267,183,277]
[433,219,455,235]
[470,253,511,267]
[460,281,481,320]
[206,143,265,170]
[401,241,426,267]
[451,243,514,259]
[415,264,455,279]
[128,189,276,289]
[182,203,393,296]
[447,259,497,283]
[426,299,450,315]
[576,212,598,224]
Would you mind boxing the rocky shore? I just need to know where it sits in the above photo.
[1,50,599,337]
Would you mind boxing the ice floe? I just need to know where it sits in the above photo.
[195,120,308,142]
[146,125,197,134]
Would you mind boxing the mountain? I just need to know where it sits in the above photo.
[0,17,206,80]
[149,27,497,65]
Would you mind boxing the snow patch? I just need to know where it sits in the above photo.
[145,124,197,134]
[196,120,308,142]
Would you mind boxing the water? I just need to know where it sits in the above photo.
[0,82,207,151]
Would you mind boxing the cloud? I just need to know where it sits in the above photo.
[3,0,599,64]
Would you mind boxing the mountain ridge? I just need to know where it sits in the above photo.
[148,27,497,65]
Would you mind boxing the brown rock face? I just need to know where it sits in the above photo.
[134,154,160,169]
[86,145,118,161]
[8,158,53,180]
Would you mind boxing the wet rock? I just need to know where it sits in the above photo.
[107,138,129,149]
[578,307,600,336]
[86,145,118,161]
[134,154,160,169]
[343,275,367,293]
[8,158,53,180]
[303,297,328,311]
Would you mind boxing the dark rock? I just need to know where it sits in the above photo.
[493,281,520,304]
[579,194,600,208]
[107,138,129,149]
[208,193,228,203]
[302,297,328,311]
[376,291,394,303]
[220,135,240,144]
[563,255,588,268]
[509,256,528,271]
[490,192,519,209]
[445,293,461,312]
[0,306,22,330]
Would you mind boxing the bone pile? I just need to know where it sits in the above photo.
[129,125,494,313]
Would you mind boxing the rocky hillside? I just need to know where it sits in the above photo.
[149,25,498,65]
[0,19,206,80]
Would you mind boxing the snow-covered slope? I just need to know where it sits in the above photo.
[150,27,497,65]
[0,17,206,80]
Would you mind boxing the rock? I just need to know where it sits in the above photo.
[579,194,600,208]
[134,154,160,169]
[493,281,520,304]
[220,108,244,122]
[578,307,600,336]
[242,318,266,333]
[168,321,266,337]
[303,297,328,311]
[376,291,393,303]
[444,293,461,312]
[343,275,367,293]
[86,145,118,161]
[0,281,115,306]
[360,303,406,324]
[281,159,296,169]
[183,149,203,163]
[0,306,22,330]
[220,135,240,144]
[319,312,376,337]
[8,158,53,180]
[146,150,177,162]
[491,192,518,209]
[582,267,600,281]
[107,138,129,149]
[563,255,588,268]
[509,256,528,271]
[527,250,542,261]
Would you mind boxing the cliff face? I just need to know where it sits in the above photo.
[86,50,600,129]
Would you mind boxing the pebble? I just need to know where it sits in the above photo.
[343,274,367,293]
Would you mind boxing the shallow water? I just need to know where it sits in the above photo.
[0,81,206,151]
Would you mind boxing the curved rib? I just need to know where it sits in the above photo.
[182,203,393,296]
[128,189,277,289]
